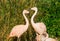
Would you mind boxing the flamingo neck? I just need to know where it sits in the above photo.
[31,10,37,25]
[23,13,29,27]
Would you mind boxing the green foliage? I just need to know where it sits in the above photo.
[0,0,60,41]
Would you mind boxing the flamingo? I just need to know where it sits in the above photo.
[31,7,48,38]
[35,34,57,41]
[43,35,57,41]
[8,10,29,41]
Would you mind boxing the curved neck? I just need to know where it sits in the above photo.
[23,13,29,27]
[31,10,37,24]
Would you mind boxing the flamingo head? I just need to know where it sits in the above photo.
[31,7,37,11]
[23,10,29,14]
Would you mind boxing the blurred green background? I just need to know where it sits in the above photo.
[0,0,60,41]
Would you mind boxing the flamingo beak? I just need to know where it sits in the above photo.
[31,7,37,11]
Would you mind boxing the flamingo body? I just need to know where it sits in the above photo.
[33,22,46,34]
[31,7,47,35]
[9,25,28,38]
[8,10,29,41]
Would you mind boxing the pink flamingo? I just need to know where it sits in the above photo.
[43,34,57,41]
[31,7,48,37]
[36,33,57,41]
[8,10,29,41]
